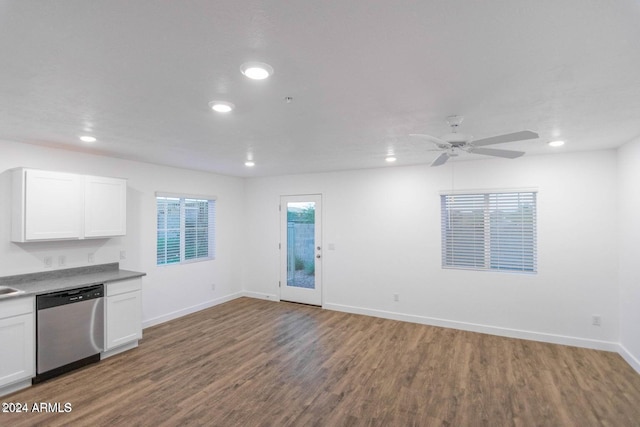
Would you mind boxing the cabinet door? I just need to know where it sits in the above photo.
[0,313,35,387]
[106,291,142,350]
[24,170,83,240]
[84,176,127,238]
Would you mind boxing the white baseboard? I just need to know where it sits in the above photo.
[0,378,32,398]
[143,292,243,329]
[323,302,619,353]
[243,290,279,302]
[618,344,640,374]
[101,341,139,359]
[140,292,639,375]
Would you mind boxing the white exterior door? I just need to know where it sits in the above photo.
[280,195,322,306]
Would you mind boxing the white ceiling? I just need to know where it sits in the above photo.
[1,1,640,177]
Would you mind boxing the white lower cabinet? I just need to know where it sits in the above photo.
[0,297,35,396]
[0,277,143,396]
[105,278,142,354]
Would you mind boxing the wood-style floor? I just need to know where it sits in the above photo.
[3,297,640,426]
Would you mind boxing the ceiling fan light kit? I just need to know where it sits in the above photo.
[410,116,539,167]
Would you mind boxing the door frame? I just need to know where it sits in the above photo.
[279,194,323,306]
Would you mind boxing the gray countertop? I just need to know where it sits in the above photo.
[0,263,146,298]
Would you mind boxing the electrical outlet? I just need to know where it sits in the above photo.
[592,315,602,326]
[120,250,126,260]
[58,255,66,267]
[88,253,95,263]
[211,283,216,291]
[44,256,52,268]
[393,293,400,302]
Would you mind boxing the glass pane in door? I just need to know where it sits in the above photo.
[286,202,315,289]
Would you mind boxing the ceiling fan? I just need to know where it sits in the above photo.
[410,116,539,167]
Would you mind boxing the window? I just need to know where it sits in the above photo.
[440,191,537,273]
[156,194,216,265]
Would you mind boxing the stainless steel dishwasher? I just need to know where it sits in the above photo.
[34,284,104,383]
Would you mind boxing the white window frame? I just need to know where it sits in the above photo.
[156,192,216,266]
[440,189,537,273]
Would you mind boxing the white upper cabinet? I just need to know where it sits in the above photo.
[11,168,127,242]
[18,169,83,241]
[84,175,127,238]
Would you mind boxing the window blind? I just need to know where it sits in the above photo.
[157,196,215,266]
[157,197,181,265]
[441,191,537,273]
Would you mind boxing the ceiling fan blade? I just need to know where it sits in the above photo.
[409,133,451,147]
[430,152,450,167]
[468,147,525,159]
[472,130,539,147]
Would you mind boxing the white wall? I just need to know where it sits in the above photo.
[244,150,620,350]
[0,138,629,357]
[0,140,245,326]
[618,136,640,371]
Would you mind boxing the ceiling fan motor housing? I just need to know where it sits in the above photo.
[441,132,471,146]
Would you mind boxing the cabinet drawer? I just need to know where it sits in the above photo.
[107,278,142,296]
[0,296,34,318]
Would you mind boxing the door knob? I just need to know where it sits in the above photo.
[316,254,321,258]
[317,246,321,250]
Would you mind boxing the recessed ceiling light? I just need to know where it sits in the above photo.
[79,135,97,143]
[244,161,255,167]
[209,101,235,113]
[548,140,565,147]
[385,156,397,163]
[240,62,274,80]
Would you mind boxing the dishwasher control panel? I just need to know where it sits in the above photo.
[37,284,104,310]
